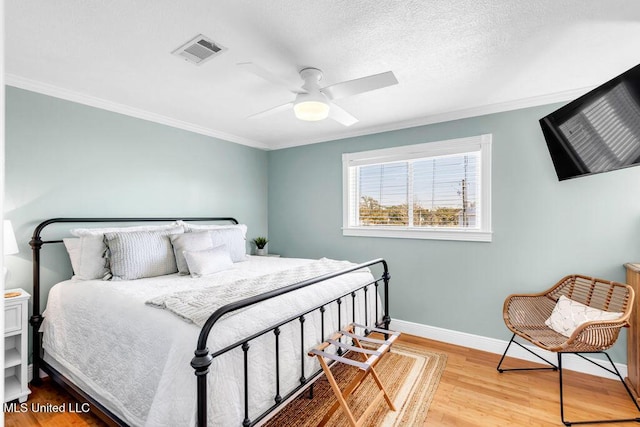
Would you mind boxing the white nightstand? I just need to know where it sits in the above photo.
[4,288,31,403]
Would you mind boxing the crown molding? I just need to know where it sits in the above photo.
[6,73,594,152]
[267,86,595,150]
[5,74,269,150]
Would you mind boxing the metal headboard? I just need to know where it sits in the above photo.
[28,217,238,389]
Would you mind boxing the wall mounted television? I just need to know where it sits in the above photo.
[539,63,640,180]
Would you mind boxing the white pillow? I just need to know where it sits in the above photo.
[169,232,214,275]
[178,220,248,239]
[207,228,247,263]
[184,245,233,278]
[63,236,110,280]
[70,222,182,237]
[104,229,182,280]
[545,295,623,338]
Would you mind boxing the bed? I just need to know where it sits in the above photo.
[29,217,391,426]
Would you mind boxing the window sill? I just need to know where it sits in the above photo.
[342,227,492,242]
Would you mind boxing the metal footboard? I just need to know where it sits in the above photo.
[191,258,390,427]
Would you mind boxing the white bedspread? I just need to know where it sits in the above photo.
[42,256,378,426]
[146,258,360,326]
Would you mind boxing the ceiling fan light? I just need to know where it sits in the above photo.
[294,100,330,121]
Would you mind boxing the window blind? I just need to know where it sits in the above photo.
[351,151,480,229]
[342,134,492,242]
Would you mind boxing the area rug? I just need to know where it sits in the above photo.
[262,342,447,426]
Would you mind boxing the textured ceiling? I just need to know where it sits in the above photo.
[6,1,640,150]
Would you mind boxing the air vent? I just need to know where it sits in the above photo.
[172,34,226,65]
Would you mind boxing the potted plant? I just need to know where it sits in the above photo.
[252,237,269,256]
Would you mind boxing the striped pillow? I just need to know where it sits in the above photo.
[105,229,183,280]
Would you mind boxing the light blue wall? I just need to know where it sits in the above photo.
[6,86,640,364]
[268,105,640,362]
[4,86,269,299]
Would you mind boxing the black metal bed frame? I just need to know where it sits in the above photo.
[29,217,391,427]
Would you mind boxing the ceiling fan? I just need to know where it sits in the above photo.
[239,62,398,126]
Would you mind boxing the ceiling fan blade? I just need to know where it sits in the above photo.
[328,103,358,126]
[322,71,398,100]
[248,102,294,119]
[238,62,305,94]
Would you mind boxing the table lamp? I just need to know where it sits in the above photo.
[4,220,19,282]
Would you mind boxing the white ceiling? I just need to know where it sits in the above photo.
[6,1,640,150]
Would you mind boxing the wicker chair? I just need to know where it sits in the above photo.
[497,274,640,426]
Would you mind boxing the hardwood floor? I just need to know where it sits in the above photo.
[5,334,640,426]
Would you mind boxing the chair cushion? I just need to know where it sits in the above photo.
[545,295,623,338]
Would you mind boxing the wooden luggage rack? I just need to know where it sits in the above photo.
[308,323,401,427]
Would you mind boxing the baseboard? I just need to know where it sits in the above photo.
[390,318,627,380]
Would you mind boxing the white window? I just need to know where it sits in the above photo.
[342,134,492,242]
